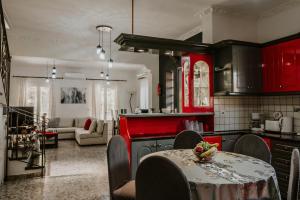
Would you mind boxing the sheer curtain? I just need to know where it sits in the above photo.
[91,81,118,121]
[139,77,149,109]
[15,78,53,118]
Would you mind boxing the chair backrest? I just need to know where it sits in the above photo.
[136,156,191,200]
[107,135,131,197]
[287,148,300,200]
[234,134,271,163]
[173,130,203,149]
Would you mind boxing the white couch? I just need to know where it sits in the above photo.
[47,117,108,145]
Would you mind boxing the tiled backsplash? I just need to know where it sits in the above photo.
[214,95,300,132]
[214,96,260,131]
[260,95,300,133]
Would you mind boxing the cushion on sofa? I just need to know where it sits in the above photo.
[75,118,88,128]
[77,132,103,139]
[84,118,92,130]
[47,127,76,133]
[59,118,74,128]
[75,128,90,135]
[48,118,59,128]
[96,120,105,135]
[88,120,97,133]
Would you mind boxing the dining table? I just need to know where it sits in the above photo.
[142,150,281,200]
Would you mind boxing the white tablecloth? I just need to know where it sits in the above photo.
[143,150,281,200]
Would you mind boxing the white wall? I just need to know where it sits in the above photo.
[178,9,258,44]
[118,53,160,111]
[10,60,140,117]
[212,13,258,43]
[257,4,300,43]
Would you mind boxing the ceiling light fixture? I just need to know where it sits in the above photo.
[108,28,113,68]
[100,71,104,78]
[96,28,102,55]
[114,0,210,55]
[96,25,113,78]
[96,25,112,60]
[45,62,50,83]
[52,60,57,79]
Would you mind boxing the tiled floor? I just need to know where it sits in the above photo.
[0,140,110,200]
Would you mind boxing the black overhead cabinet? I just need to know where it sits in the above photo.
[213,41,262,95]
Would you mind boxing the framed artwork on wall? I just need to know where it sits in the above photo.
[61,87,86,104]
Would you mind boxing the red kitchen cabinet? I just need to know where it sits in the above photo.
[182,53,213,113]
[203,136,222,151]
[262,38,300,93]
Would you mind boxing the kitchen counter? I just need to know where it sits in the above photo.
[130,129,300,142]
[253,131,300,142]
[119,112,214,118]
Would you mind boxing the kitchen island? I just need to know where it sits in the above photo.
[119,112,215,176]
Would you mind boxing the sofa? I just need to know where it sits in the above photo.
[47,117,108,145]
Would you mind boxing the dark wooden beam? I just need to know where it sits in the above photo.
[12,75,127,82]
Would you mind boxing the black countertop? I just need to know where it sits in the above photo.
[119,112,214,118]
[131,130,300,142]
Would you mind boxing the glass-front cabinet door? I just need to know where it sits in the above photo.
[182,57,190,110]
[182,53,213,113]
[194,61,210,107]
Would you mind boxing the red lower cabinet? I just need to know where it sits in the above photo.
[203,136,222,151]
[262,137,272,150]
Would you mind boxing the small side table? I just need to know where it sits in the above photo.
[42,131,58,148]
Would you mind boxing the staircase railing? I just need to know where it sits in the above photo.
[6,106,47,178]
[0,0,11,105]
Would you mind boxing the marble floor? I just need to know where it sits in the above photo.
[0,140,110,200]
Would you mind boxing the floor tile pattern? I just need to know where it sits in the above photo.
[0,140,110,200]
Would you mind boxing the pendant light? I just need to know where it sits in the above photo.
[100,63,104,78]
[52,60,57,79]
[96,29,102,55]
[100,71,104,78]
[108,29,113,68]
[99,31,105,60]
[96,25,113,78]
[45,62,50,83]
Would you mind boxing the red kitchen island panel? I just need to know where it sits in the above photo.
[203,136,222,151]
[119,113,214,162]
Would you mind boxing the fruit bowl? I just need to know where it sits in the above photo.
[193,141,218,162]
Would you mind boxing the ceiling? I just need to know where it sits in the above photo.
[3,0,297,66]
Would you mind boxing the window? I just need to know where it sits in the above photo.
[139,78,149,109]
[94,84,118,121]
[25,86,50,117]
[106,87,117,120]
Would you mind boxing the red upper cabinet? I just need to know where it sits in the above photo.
[182,53,213,113]
[262,38,300,93]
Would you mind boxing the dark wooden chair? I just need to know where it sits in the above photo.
[234,134,271,163]
[107,135,135,200]
[287,148,300,200]
[173,130,203,149]
[136,155,191,200]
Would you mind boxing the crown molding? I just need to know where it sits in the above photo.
[194,6,257,20]
[259,0,300,19]
[177,25,202,41]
